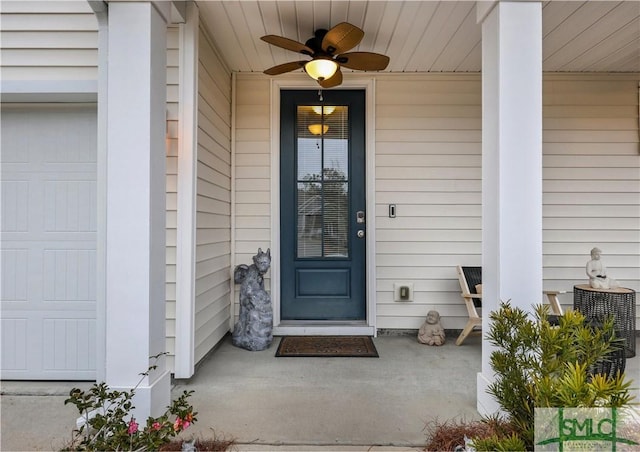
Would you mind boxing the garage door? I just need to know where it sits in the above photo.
[1,105,97,380]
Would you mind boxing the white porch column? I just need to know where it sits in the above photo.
[477,1,543,415]
[104,1,170,419]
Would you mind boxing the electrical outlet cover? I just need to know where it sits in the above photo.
[393,283,414,302]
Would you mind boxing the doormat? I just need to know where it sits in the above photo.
[275,336,379,358]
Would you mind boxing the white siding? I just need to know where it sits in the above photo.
[233,78,271,322]
[542,76,640,320]
[377,74,640,329]
[234,73,640,331]
[0,5,201,372]
[0,2,98,81]
[193,26,232,364]
[375,75,483,329]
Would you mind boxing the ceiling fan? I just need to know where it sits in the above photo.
[261,22,390,88]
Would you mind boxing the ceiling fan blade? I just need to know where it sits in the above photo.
[336,52,390,71]
[264,61,307,76]
[261,35,314,56]
[318,67,343,88]
[321,22,364,55]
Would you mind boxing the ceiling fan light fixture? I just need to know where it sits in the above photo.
[308,124,329,135]
[304,58,338,81]
[261,23,388,88]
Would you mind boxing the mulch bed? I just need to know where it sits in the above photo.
[160,438,235,451]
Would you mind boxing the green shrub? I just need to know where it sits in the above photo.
[472,432,527,451]
[480,302,634,449]
[62,354,197,451]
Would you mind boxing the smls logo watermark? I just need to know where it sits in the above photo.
[535,407,640,451]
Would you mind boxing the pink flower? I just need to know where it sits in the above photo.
[182,420,191,430]
[152,421,162,431]
[173,418,183,431]
[127,418,139,435]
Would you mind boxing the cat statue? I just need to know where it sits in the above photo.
[232,248,273,351]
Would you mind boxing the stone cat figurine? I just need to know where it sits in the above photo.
[232,248,273,351]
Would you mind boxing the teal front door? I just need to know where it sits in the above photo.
[280,90,366,321]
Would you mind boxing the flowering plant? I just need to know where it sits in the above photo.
[62,353,197,451]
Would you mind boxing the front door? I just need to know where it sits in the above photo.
[280,90,366,321]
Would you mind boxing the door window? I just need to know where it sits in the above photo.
[296,105,349,258]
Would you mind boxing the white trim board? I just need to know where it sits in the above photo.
[230,72,238,332]
[269,76,377,336]
[1,80,98,102]
[174,1,199,379]
[273,325,375,336]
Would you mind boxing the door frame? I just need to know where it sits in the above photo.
[269,77,377,336]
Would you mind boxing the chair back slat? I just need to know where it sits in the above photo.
[462,266,482,294]
[455,265,483,345]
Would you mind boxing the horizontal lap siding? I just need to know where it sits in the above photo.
[194,27,232,365]
[234,77,270,322]
[376,75,640,330]
[376,76,482,330]
[543,77,640,321]
[0,3,190,371]
[0,3,98,80]
[233,73,639,332]
[2,4,238,370]
[233,78,271,318]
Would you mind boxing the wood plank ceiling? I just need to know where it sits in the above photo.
[196,1,640,74]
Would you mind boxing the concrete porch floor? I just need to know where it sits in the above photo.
[0,335,481,451]
[173,334,482,451]
[2,334,638,451]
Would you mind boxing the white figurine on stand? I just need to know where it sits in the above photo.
[586,247,619,290]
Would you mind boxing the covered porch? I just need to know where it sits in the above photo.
[1,0,638,430]
[92,0,639,419]
[2,335,640,450]
[173,335,481,448]
[2,335,481,450]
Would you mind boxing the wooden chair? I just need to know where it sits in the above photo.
[455,265,567,345]
[544,290,565,316]
[456,266,483,345]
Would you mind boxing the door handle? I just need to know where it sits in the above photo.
[357,230,365,238]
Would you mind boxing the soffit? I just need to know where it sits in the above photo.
[195,1,640,74]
